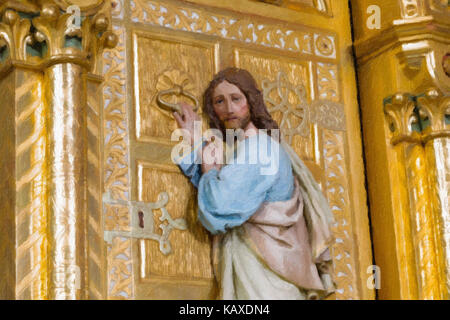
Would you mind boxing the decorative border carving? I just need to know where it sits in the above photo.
[130,0,336,59]
[102,23,134,299]
[315,62,358,300]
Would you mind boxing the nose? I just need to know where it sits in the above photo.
[225,97,240,113]
[226,101,233,113]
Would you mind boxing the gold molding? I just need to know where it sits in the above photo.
[253,0,333,16]
[354,19,450,65]
[130,0,337,60]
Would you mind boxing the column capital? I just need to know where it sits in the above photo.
[0,0,117,74]
[416,87,450,142]
[384,93,422,145]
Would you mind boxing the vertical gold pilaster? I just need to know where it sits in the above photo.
[0,67,16,300]
[86,74,106,299]
[383,94,420,299]
[0,0,117,299]
[15,69,49,300]
[417,89,450,296]
[352,0,450,299]
[0,5,50,299]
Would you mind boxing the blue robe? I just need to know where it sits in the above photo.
[177,131,294,235]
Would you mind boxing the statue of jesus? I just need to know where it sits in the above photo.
[173,67,335,300]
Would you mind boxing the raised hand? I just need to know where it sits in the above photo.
[173,102,201,145]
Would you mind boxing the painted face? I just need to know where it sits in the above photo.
[212,81,251,130]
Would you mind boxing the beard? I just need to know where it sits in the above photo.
[222,111,252,131]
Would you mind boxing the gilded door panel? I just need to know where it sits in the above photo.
[234,48,315,162]
[133,30,218,143]
[101,0,373,300]
[136,162,215,299]
[130,27,219,299]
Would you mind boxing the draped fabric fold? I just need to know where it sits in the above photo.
[212,138,335,299]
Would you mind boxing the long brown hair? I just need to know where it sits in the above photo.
[203,67,279,139]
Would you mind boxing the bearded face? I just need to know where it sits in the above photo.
[212,80,252,131]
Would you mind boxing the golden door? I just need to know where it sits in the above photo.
[102,0,373,299]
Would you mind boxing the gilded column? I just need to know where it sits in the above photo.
[31,1,116,299]
[351,0,450,299]
[417,89,450,295]
[0,0,117,299]
[385,93,445,299]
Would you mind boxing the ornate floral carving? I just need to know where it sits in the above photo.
[0,1,117,73]
[384,93,421,145]
[130,0,337,58]
[31,2,117,73]
[323,129,356,300]
[103,25,128,201]
[102,24,134,299]
[309,99,346,131]
[261,71,345,143]
[416,88,450,140]
[317,62,338,100]
[0,9,32,61]
[107,237,133,299]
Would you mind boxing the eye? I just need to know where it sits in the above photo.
[232,96,241,102]
[214,98,224,105]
